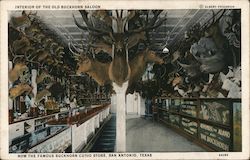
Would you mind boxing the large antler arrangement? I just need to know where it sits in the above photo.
[72,10,166,92]
[8,11,74,102]
[159,9,241,98]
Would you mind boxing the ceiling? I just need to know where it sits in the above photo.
[9,9,222,55]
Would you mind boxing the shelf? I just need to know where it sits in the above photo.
[158,107,231,130]
[159,118,215,152]
[158,107,169,112]
[156,97,240,152]
[181,103,197,106]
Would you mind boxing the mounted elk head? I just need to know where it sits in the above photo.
[73,10,167,86]
[108,34,131,87]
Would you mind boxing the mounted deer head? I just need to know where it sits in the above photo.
[9,83,33,99]
[108,42,131,86]
[128,48,164,86]
[36,70,52,84]
[36,49,49,62]
[12,36,31,52]
[91,10,113,27]
[70,43,111,86]
[9,62,28,83]
[10,11,37,32]
[24,19,42,36]
[35,89,51,103]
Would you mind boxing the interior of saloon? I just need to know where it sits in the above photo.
[8,9,241,153]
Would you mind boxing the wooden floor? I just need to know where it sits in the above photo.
[126,117,206,152]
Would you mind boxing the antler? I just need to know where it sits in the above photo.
[127,10,167,33]
[73,10,111,35]
[68,42,80,60]
[201,9,226,31]
[68,41,88,62]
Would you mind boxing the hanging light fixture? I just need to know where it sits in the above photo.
[162,46,169,53]
[162,17,170,54]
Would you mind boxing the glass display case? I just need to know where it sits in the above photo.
[9,125,67,153]
[157,97,241,152]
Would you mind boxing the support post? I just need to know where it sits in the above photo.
[31,69,37,106]
[30,69,38,117]
[8,61,13,110]
[8,61,14,123]
[113,81,128,152]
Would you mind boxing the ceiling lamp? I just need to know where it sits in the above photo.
[163,47,169,54]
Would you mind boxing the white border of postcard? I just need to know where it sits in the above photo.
[1,0,249,159]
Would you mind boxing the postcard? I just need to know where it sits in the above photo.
[1,0,249,159]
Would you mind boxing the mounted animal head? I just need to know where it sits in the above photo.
[190,37,225,73]
[36,49,49,62]
[201,10,226,50]
[71,43,111,86]
[128,48,164,87]
[24,19,42,35]
[172,73,183,87]
[36,70,52,84]
[35,89,51,103]
[144,48,164,64]
[10,11,37,30]
[9,83,33,99]
[190,37,218,58]
[73,10,167,86]
[9,62,29,83]
[203,10,225,37]
[90,10,113,27]
[69,42,91,74]
[76,54,92,74]
[12,36,31,52]
[73,10,167,55]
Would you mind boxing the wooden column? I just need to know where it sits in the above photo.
[30,69,38,117]
[113,81,128,152]
[31,69,37,106]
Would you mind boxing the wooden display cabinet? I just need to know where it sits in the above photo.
[156,97,241,152]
